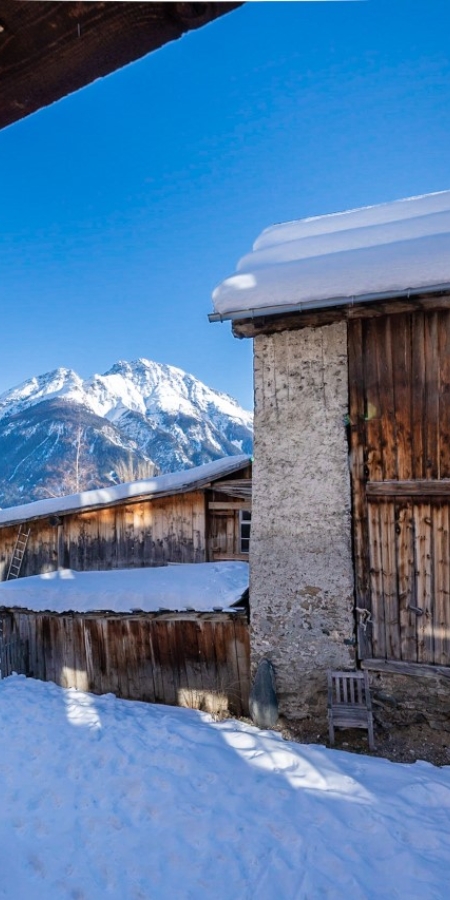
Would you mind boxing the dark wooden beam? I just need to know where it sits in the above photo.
[366,480,450,498]
[208,500,251,510]
[362,658,450,680]
[0,2,242,131]
[232,307,344,338]
[209,479,252,499]
[232,291,450,338]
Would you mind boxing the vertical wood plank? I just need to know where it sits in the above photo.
[378,316,398,481]
[60,615,75,688]
[228,613,253,708]
[424,312,440,479]
[153,619,178,705]
[363,318,384,482]
[439,312,450,478]
[397,503,416,661]
[391,313,413,480]
[348,319,373,658]
[415,503,433,663]
[233,616,250,714]
[411,313,426,479]
[210,619,233,713]
[367,501,386,658]
[128,618,142,700]
[147,619,165,704]
[381,500,401,659]
[196,620,219,696]
[106,618,122,698]
[175,618,202,703]
[433,503,449,665]
[171,619,190,701]
[134,618,156,703]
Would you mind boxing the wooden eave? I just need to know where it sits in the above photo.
[0,1,242,131]
[231,289,450,338]
[209,479,252,500]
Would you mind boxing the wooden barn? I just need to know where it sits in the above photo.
[0,456,252,580]
[211,190,450,730]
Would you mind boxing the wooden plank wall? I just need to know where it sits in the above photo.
[66,492,207,571]
[0,491,207,579]
[0,521,59,581]
[1,610,250,716]
[349,310,450,666]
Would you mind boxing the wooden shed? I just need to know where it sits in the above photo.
[0,456,252,580]
[211,190,450,729]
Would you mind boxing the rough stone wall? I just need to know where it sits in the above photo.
[370,671,450,733]
[250,323,355,720]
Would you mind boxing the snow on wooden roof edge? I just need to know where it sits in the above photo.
[211,190,450,322]
[0,454,251,528]
[0,562,250,615]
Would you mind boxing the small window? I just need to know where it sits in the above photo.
[239,510,251,554]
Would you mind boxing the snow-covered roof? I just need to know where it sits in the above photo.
[0,562,249,614]
[211,190,450,321]
[0,455,251,528]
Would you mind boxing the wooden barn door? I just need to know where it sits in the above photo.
[349,310,450,666]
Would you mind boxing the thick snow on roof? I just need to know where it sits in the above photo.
[212,190,450,320]
[0,562,249,614]
[0,454,251,527]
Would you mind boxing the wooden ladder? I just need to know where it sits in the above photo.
[6,527,30,580]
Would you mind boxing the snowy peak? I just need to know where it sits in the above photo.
[0,368,85,419]
[98,358,251,425]
[1,359,252,428]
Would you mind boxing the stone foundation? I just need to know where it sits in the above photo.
[369,671,450,733]
[250,323,355,719]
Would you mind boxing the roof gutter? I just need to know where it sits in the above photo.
[208,282,450,324]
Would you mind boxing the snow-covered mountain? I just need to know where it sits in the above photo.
[0,359,253,508]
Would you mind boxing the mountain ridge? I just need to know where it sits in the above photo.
[0,359,253,509]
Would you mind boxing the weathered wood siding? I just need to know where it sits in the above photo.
[0,491,208,580]
[349,310,450,665]
[1,609,250,716]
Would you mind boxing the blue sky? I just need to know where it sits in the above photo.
[1,0,450,410]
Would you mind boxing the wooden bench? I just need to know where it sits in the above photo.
[327,670,375,750]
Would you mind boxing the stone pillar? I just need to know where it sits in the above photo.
[250,322,355,720]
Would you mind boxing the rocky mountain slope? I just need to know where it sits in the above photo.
[0,359,253,508]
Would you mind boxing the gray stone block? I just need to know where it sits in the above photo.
[249,659,279,728]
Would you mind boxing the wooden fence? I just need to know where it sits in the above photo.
[0,609,250,716]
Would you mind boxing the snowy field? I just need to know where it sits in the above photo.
[1,676,450,900]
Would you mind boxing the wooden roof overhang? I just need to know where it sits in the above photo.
[230,288,450,339]
[0,1,242,131]
[209,478,252,500]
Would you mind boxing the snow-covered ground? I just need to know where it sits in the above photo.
[1,676,450,900]
[0,562,249,613]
